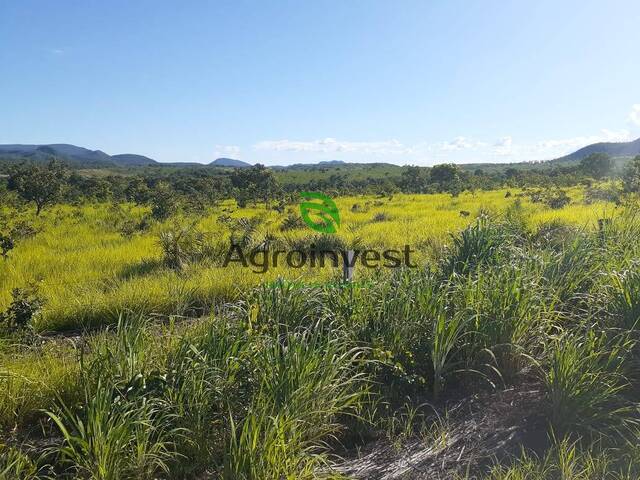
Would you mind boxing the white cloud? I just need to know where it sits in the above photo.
[251,126,634,166]
[436,136,474,151]
[214,145,241,158]
[253,138,412,155]
[630,104,640,126]
[493,136,513,156]
[434,137,490,152]
[535,129,631,152]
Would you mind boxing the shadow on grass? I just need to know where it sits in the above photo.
[117,258,165,281]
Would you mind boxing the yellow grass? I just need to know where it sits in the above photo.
[0,187,616,331]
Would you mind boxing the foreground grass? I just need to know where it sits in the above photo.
[2,187,639,478]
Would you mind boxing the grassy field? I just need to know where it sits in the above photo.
[0,187,615,332]
[2,185,640,479]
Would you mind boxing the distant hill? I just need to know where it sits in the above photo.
[318,160,346,166]
[111,154,157,166]
[0,144,159,168]
[553,137,640,164]
[3,136,638,173]
[0,144,113,167]
[459,137,640,173]
[273,160,396,170]
[209,158,252,168]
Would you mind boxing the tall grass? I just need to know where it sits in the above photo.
[3,189,640,477]
[224,329,367,479]
[544,331,636,437]
[47,379,175,480]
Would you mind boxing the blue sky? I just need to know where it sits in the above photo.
[1,0,639,166]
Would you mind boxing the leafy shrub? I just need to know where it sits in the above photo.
[545,190,571,209]
[372,212,391,222]
[287,232,352,254]
[533,220,578,249]
[351,203,368,212]
[150,183,177,221]
[118,216,151,237]
[0,286,43,332]
[0,233,14,259]
[229,217,262,248]
[584,185,620,205]
[9,221,39,239]
[158,222,221,270]
[279,212,305,231]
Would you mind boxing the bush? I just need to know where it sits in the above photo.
[150,183,177,221]
[9,221,39,239]
[545,190,571,209]
[158,222,219,270]
[229,217,262,248]
[118,216,151,237]
[0,286,43,332]
[533,220,578,249]
[0,233,14,259]
[372,212,391,222]
[279,212,305,231]
[584,185,620,205]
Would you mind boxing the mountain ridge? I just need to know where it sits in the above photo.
[209,158,252,168]
[2,137,639,170]
[551,137,640,163]
[0,144,158,167]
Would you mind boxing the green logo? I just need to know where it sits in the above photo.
[299,192,340,234]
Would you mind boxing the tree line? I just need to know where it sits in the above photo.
[1,153,639,216]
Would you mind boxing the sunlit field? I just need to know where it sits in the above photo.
[4,182,640,479]
[0,187,616,332]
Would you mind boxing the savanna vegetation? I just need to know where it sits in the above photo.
[2,155,640,478]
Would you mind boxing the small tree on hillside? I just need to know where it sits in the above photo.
[623,155,640,194]
[580,153,613,180]
[150,182,178,220]
[125,176,152,205]
[430,163,463,195]
[7,161,69,215]
[230,164,279,207]
[399,166,429,193]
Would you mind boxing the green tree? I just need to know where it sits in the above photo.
[400,166,429,193]
[623,155,640,193]
[125,176,152,205]
[230,164,279,207]
[430,163,463,194]
[7,161,69,215]
[150,182,178,220]
[580,153,613,180]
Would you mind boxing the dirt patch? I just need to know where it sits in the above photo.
[333,384,547,479]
